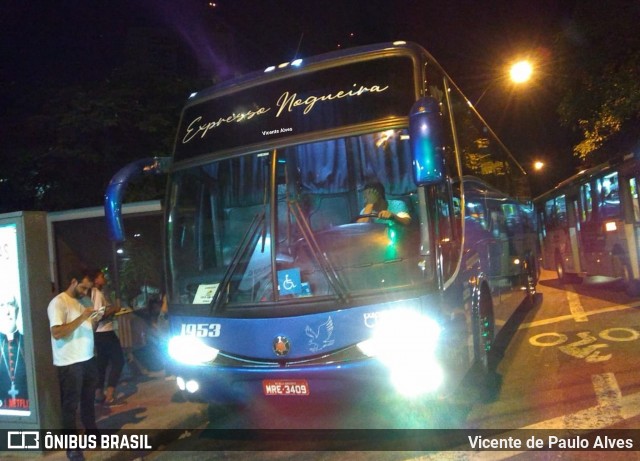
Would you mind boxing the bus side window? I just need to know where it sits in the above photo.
[597,172,620,219]
[503,202,522,237]
[538,211,547,238]
[434,181,460,280]
[466,198,487,230]
[177,215,195,251]
[490,210,505,238]
[546,195,567,229]
[437,196,452,239]
[580,183,592,222]
[555,195,567,226]
[450,182,463,239]
[630,177,640,222]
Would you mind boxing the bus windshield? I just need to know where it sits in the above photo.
[167,128,425,311]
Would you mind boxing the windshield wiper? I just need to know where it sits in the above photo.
[289,200,348,302]
[210,210,266,312]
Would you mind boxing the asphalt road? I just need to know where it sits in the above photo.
[145,269,640,460]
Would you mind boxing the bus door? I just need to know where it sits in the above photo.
[486,197,526,286]
[580,171,631,278]
[537,208,548,267]
[578,180,605,274]
[567,194,582,274]
[544,194,573,274]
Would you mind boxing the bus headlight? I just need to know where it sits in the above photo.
[185,379,200,393]
[356,309,443,397]
[176,376,200,394]
[168,335,219,365]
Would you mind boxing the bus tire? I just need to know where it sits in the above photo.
[612,252,631,283]
[472,285,496,372]
[626,279,640,298]
[467,284,499,401]
[523,255,538,307]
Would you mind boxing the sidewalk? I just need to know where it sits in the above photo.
[7,365,209,460]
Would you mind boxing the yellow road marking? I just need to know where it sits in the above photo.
[518,302,640,330]
[566,285,588,322]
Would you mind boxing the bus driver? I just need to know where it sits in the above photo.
[357,182,412,226]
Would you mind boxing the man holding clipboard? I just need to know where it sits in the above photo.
[48,268,104,461]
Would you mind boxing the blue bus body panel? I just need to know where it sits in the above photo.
[171,299,420,360]
[168,297,447,402]
[173,351,392,403]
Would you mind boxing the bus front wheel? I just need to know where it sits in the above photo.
[470,285,498,400]
[472,285,495,376]
[523,256,538,306]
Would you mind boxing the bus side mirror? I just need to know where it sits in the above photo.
[409,97,446,186]
[105,156,171,242]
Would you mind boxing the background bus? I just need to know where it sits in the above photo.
[105,41,538,407]
[535,151,640,295]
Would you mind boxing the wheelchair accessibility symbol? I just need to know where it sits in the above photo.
[278,268,302,296]
[283,275,296,291]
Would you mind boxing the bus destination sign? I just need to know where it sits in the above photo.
[174,56,416,161]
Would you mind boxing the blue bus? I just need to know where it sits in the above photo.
[105,42,537,404]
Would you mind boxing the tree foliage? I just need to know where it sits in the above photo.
[0,32,209,213]
[556,0,640,163]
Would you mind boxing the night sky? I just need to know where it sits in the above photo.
[2,0,579,193]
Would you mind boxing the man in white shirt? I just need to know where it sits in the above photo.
[48,269,102,461]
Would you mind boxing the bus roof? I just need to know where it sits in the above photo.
[533,150,637,203]
[186,41,432,101]
[172,42,432,164]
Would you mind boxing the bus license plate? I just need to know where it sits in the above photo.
[263,379,309,396]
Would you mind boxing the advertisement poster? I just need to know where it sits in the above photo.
[0,223,30,416]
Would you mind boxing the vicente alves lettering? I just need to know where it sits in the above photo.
[181,82,389,145]
[262,127,293,136]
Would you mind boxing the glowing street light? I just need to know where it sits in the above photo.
[533,160,545,171]
[510,60,533,84]
[474,58,534,106]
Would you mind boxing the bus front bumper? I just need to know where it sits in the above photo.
[172,356,446,404]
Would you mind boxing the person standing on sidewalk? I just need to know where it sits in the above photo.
[48,268,102,461]
[91,269,124,405]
